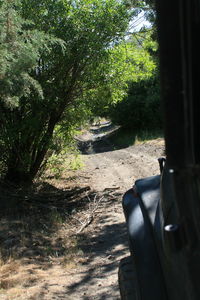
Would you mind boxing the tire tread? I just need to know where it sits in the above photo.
[118,256,141,300]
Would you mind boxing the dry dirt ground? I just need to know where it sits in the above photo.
[0,122,164,300]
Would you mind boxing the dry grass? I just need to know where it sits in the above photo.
[135,137,165,146]
[0,258,45,299]
[0,177,95,299]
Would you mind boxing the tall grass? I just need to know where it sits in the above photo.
[109,127,163,149]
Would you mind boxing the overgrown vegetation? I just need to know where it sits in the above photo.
[0,0,161,189]
[107,23,161,130]
[109,73,161,130]
[0,0,131,185]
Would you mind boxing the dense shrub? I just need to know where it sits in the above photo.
[109,74,162,131]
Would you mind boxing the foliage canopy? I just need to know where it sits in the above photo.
[0,0,131,185]
[0,0,160,188]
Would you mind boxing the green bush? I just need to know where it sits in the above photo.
[109,75,162,131]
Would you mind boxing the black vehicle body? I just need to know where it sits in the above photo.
[119,1,200,299]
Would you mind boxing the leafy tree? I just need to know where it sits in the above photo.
[0,0,61,180]
[0,0,130,185]
[82,34,156,118]
[108,32,161,131]
[109,74,161,130]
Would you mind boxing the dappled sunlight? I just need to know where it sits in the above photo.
[0,116,164,299]
[66,218,128,299]
[0,181,128,299]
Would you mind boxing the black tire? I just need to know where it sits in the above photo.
[118,256,141,300]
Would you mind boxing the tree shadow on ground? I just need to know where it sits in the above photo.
[57,195,128,299]
[0,182,128,299]
[108,127,163,150]
[67,219,128,298]
[0,181,93,263]
[78,125,163,155]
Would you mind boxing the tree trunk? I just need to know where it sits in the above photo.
[4,113,58,186]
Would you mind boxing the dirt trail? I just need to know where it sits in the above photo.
[77,122,164,192]
[0,123,164,300]
[59,123,164,300]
